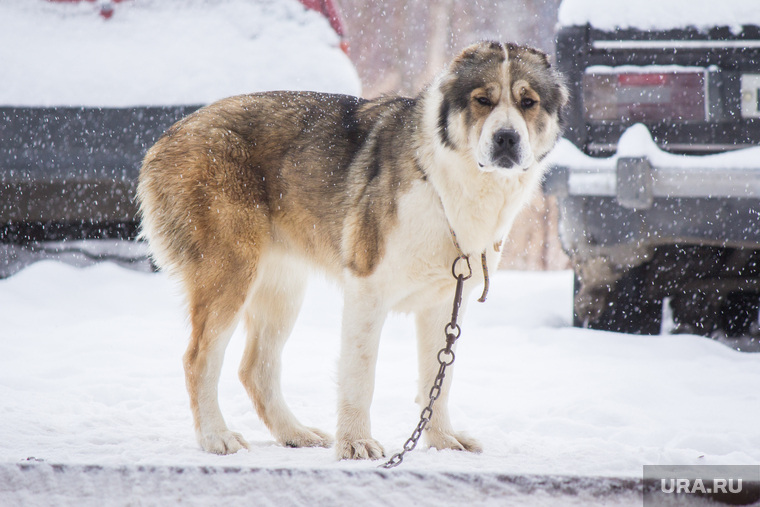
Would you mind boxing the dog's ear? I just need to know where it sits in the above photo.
[542,66,570,118]
[451,41,505,68]
[556,78,570,129]
[547,53,570,115]
[558,79,570,109]
[522,45,553,69]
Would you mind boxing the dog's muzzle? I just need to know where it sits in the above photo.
[491,128,521,169]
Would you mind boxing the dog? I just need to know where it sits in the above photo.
[137,41,567,460]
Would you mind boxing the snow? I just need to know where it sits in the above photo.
[0,0,361,107]
[549,124,760,171]
[1,261,759,504]
[558,0,760,32]
[547,124,760,198]
[585,65,708,75]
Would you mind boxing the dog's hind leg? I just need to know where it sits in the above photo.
[238,256,333,449]
[415,304,482,453]
[184,258,253,455]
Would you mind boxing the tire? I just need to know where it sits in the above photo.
[670,291,718,336]
[574,265,662,335]
[671,291,759,337]
[720,292,759,337]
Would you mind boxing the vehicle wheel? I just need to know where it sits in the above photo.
[574,265,662,335]
[720,292,759,337]
[670,291,719,336]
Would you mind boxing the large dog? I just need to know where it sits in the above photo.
[137,41,567,460]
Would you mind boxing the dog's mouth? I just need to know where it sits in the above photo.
[476,161,495,172]
[477,159,530,172]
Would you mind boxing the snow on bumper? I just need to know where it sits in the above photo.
[545,124,760,206]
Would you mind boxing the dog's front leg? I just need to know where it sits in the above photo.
[335,281,387,460]
[415,304,482,453]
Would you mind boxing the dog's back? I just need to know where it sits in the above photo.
[138,91,421,282]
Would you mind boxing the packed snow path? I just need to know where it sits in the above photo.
[1,262,758,505]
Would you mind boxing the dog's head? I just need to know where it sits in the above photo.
[436,41,568,173]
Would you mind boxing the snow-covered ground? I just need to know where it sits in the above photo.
[1,261,759,505]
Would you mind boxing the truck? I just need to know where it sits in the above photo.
[546,0,760,340]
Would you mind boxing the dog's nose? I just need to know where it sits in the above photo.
[492,128,520,168]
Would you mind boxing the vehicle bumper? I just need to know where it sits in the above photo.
[544,133,760,258]
[544,134,760,322]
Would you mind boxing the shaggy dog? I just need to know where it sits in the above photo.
[137,41,567,459]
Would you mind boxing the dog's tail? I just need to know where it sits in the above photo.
[136,135,201,277]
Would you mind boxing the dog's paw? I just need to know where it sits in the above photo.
[199,430,249,455]
[335,438,385,460]
[426,430,483,453]
[280,426,334,448]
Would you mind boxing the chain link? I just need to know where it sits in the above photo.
[380,255,470,469]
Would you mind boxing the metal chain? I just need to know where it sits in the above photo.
[380,255,472,469]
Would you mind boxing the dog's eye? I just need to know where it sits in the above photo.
[475,96,492,107]
[521,98,536,109]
